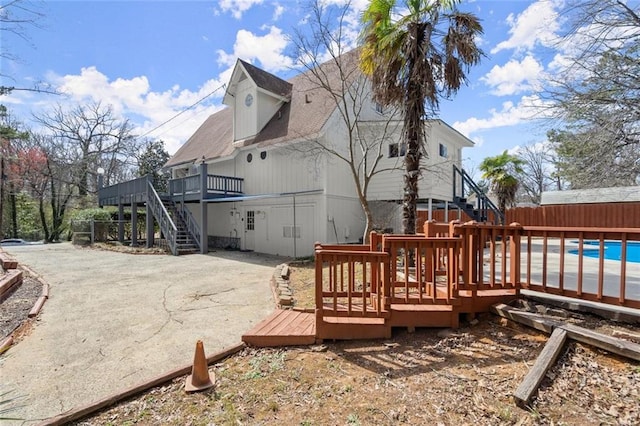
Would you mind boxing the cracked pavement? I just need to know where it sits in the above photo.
[0,243,282,424]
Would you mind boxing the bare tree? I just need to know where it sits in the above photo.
[543,0,640,187]
[516,143,556,204]
[33,102,139,203]
[1,0,50,94]
[289,0,403,241]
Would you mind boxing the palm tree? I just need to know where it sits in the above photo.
[479,150,524,215]
[360,0,483,234]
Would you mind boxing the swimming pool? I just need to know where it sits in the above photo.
[569,240,640,263]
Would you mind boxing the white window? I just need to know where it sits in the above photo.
[283,225,301,238]
[439,143,448,158]
[389,143,407,158]
[246,211,255,231]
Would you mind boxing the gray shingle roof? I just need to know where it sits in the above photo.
[238,59,292,99]
[164,50,360,168]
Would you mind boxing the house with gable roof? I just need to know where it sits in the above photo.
[99,51,483,256]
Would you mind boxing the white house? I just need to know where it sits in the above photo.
[159,51,474,257]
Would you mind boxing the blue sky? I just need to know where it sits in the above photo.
[2,0,566,169]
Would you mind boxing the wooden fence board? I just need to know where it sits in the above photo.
[506,202,640,227]
[514,328,568,407]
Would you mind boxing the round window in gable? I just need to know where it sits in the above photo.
[260,151,267,160]
[247,153,253,163]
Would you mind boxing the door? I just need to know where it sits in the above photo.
[244,209,255,251]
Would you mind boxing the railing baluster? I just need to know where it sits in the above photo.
[597,233,604,300]
[577,233,584,296]
[620,234,627,304]
[559,232,565,291]
[542,231,548,291]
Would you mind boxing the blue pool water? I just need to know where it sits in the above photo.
[569,241,640,263]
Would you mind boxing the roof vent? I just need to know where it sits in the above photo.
[305,94,311,104]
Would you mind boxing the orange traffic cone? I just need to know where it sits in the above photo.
[185,340,215,392]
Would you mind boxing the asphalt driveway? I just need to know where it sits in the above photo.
[0,243,281,424]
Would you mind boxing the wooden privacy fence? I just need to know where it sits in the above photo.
[419,202,640,228]
[506,203,640,228]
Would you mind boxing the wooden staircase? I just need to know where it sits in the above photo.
[161,200,199,255]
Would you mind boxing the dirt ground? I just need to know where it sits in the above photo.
[0,274,40,343]
[74,264,640,426]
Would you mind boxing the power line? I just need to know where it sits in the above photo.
[140,83,226,138]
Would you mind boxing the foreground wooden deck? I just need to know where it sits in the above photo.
[243,288,518,347]
[243,309,316,347]
[243,221,640,347]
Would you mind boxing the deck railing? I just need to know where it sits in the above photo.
[176,204,202,252]
[98,175,151,206]
[314,234,463,318]
[518,226,640,309]
[168,174,244,198]
[314,246,390,318]
[315,222,640,320]
[450,222,522,292]
[169,175,201,196]
[207,174,243,195]
[383,235,461,305]
[146,181,178,255]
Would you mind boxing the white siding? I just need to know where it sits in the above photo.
[256,91,283,133]
[325,195,366,244]
[235,143,324,195]
[205,194,326,257]
[234,79,257,141]
[367,121,472,202]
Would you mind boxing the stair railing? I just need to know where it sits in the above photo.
[453,165,504,224]
[176,203,202,252]
[147,181,178,255]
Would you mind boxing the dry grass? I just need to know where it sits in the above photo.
[75,264,640,425]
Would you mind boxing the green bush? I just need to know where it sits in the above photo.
[71,208,114,222]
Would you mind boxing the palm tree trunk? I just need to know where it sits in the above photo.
[402,22,427,235]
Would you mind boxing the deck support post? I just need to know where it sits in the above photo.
[131,201,138,247]
[199,161,208,254]
[145,201,154,249]
[118,203,125,243]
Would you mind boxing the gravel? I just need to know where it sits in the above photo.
[0,275,41,340]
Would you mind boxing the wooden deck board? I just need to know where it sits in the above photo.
[242,310,316,347]
[244,287,519,347]
[269,311,306,335]
[251,310,292,335]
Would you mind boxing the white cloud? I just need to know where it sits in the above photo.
[272,3,284,21]
[491,0,561,54]
[217,26,293,72]
[453,95,551,137]
[25,67,230,154]
[481,55,544,96]
[218,0,263,19]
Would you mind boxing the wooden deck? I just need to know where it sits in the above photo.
[241,288,519,347]
[242,309,316,347]
[242,222,640,347]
